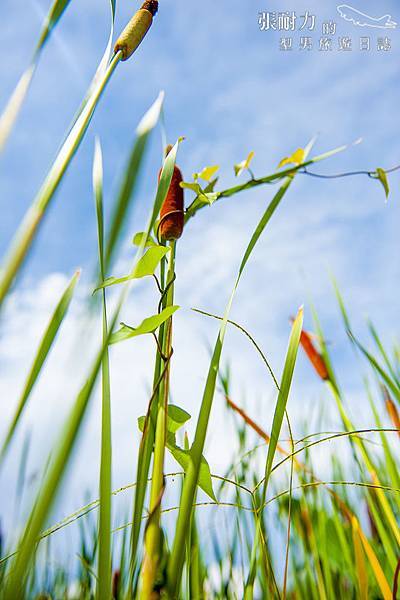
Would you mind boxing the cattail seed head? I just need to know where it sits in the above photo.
[114,2,158,61]
[158,162,184,242]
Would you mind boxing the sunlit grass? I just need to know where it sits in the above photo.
[0,2,399,599]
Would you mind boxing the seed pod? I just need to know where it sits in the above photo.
[114,1,159,61]
[159,152,184,242]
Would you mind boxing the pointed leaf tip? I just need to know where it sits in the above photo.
[376,168,389,200]
[234,151,255,177]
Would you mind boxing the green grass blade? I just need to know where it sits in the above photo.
[35,0,73,53]
[3,318,118,599]
[0,65,36,154]
[0,52,122,310]
[261,307,303,504]
[104,96,165,272]
[0,269,80,463]
[368,321,400,388]
[333,283,400,403]
[93,139,113,600]
[0,0,73,153]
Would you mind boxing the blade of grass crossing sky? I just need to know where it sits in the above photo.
[0,0,73,153]
[0,269,80,463]
[0,51,122,311]
[261,309,303,506]
[327,287,400,546]
[93,139,113,600]
[3,311,119,599]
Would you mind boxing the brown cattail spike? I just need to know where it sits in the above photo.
[159,160,184,242]
[114,2,158,61]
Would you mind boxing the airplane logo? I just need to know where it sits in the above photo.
[337,5,397,29]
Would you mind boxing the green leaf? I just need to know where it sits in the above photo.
[234,151,255,177]
[180,182,203,194]
[110,306,179,344]
[376,168,389,200]
[180,182,218,206]
[138,404,191,436]
[167,405,191,433]
[132,232,157,247]
[167,443,216,502]
[94,246,169,292]
[204,177,219,193]
[203,192,219,205]
[194,165,220,182]
[278,148,305,169]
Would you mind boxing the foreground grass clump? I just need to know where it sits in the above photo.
[0,2,399,598]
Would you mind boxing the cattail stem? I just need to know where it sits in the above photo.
[140,241,176,598]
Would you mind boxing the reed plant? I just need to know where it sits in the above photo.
[0,2,399,599]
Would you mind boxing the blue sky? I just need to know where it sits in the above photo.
[0,0,399,552]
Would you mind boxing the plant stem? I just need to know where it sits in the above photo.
[140,242,176,598]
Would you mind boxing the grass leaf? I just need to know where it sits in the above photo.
[261,307,303,502]
[0,52,122,310]
[93,138,113,600]
[0,270,80,463]
[104,93,165,271]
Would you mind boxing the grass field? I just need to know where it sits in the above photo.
[0,1,399,598]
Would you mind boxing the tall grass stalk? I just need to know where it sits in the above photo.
[93,139,113,600]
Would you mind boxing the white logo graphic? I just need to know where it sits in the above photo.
[337,5,397,28]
